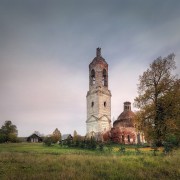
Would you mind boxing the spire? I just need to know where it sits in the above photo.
[96,47,101,57]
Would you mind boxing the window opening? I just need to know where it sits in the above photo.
[91,69,95,85]
[91,102,94,107]
[104,101,106,107]
[102,69,107,87]
[122,135,124,142]
[127,135,130,143]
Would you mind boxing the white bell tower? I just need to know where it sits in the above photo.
[86,48,111,136]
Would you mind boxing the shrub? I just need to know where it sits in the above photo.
[135,145,141,155]
[119,146,126,154]
[99,143,104,151]
[80,141,85,149]
[90,137,97,150]
[163,135,178,155]
[43,137,53,146]
[151,143,159,156]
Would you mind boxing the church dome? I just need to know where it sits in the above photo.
[113,102,135,128]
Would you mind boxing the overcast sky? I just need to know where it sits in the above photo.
[0,0,180,137]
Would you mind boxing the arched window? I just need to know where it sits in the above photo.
[122,135,124,143]
[102,69,107,87]
[91,101,94,107]
[91,69,95,85]
[104,101,106,107]
[127,135,130,143]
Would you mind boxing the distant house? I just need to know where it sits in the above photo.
[62,134,73,141]
[27,133,43,143]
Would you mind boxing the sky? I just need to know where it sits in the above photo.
[0,0,180,137]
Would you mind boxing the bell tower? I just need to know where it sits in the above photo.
[86,48,111,136]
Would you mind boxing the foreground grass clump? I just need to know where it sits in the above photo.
[0,143,180,180]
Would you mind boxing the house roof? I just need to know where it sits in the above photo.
[27,133,41,138]
[62,134,72,140]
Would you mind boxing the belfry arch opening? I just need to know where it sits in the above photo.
[102,69,108,87]
[90,69,95,85]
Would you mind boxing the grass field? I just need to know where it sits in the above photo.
[0,143,180,180]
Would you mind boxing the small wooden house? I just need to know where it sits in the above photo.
[62,134,73,141]
[61,134,73,145]
[27,133,43,143]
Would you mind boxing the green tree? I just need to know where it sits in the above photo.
[134,54,179,146]
[51,128,61,143]
[160,79,180,145]
[0,120,18,143]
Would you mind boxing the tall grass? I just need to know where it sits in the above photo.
[0,143,179,179]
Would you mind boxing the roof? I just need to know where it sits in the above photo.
[117,110,135,120]
[90,56,107,67]
[27,133,43,141]
[62,134,72,140]
[113,110,135,127]
[27,133,42,138]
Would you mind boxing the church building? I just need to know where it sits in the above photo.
[112,101,145,144]
[86,48,111,137]
[86,48,145,144]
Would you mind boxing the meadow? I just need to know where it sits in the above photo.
[0,143,180,180]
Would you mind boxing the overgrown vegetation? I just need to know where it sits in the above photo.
[62,136,98,150]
